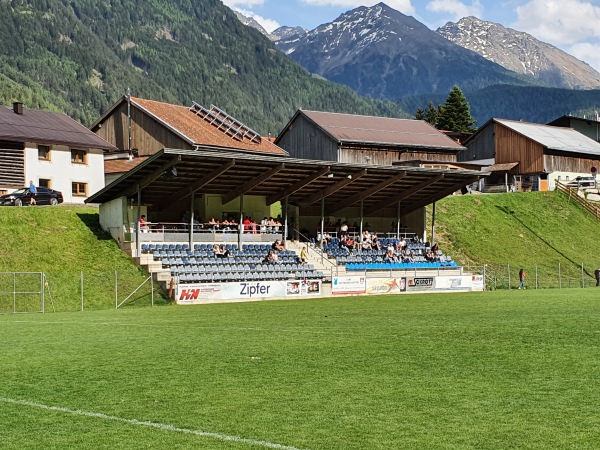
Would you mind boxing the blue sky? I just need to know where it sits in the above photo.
[222,0,600,71]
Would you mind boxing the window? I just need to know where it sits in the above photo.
[72,182,87,197]
[38,145,51,160]
[71,149,87,164]
[39,178,51,188]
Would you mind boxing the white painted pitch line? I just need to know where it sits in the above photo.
[0,396,305,450]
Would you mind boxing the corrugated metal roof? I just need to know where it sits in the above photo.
[0,105,118,151]
[300,110,465,150]
[87,146,488,217]
[496,119,600,155]
[130,97,288,155]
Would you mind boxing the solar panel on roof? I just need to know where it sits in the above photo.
[190,102,262,144]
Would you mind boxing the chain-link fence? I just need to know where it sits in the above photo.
[464,263,598,290]
[0,271,170,314]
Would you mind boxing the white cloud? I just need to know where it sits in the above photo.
[235,8,281,32]
[300,0,416,15]
[569,42,600,72]
[221,0,265,7]
[426,0,483,21]
[513,0,600,45]
[513,0,600,71]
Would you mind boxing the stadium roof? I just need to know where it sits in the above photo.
[91,96,287,155]
[276,110,466,151]
[494,119,600,156]
[87,146,487,216]
[0,104,117,151]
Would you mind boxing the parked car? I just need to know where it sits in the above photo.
[0,187,64,206]
[567,176,596,187]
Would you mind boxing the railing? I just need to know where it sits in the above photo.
[555,182,600,220]
[294,229,336,267]
[133,221,283,234]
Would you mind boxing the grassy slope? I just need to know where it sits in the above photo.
[429,191,600,288]
[0,206,165,311]
[1,291,600,449]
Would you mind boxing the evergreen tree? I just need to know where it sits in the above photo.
[424,101,438,127]
[436,85,477,132]
[415,108,425,120]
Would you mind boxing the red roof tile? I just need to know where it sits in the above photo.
[131,97,287,155]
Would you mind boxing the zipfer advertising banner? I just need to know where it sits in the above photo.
[177,280,321,304]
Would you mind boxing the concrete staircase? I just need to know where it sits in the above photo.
[285,240,340,281]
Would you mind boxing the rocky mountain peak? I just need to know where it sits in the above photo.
[437,17,600,89]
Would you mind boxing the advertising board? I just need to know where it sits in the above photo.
[406,276,435,292]
[365,277,407,295]
[332,276,366,294]
[434,275,473,291]
[471,275,485,291]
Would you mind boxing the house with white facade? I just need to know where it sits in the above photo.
[0,102,117,203]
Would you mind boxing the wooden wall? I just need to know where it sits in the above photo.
[0,141,24,187]
[460,124,495,162]
[495,124,545,173]
[94,102,191,156]
[276,115,338,161]
[544,153,600,173]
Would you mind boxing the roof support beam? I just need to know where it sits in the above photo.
[327,171,406,214]
[221,163,285,205]
[365,174,444,216]
[297,169,367,207]
[158,160,235,209]
[123,156,181,197]
[267,166,330,206]
[402,176,481,215]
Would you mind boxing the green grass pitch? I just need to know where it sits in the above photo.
[2,289,600,449]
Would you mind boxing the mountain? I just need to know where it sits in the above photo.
[437,17,600,90]
[274,2,536,100]
[233,11,270,36]
[0,0,406,133]
[271,26,307,42]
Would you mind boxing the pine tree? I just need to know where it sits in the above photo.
[436,85,477,132]
[415,108,425,120]
[424,101,438,127]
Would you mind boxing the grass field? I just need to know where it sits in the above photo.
[2,289,600,449]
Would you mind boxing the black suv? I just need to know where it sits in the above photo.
[0,187,64,206]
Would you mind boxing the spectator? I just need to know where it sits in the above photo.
[300,246,308,265]
[217,245,229,258]
[371,233,381,251]
[518,268,526,289]
[28,180,37,205]
[339,221,349,235]
[431,242,439,254]
[272,239,285,252]
[208,217,219,231]
[139,215,149,232]
[595,268,600,287]
[243,216,251,231]
[260,217,268,233]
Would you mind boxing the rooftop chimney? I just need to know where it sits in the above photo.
[13,102,23,115]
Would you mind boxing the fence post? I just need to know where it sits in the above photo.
[115,271,118,309]
[535,264,538,289]
[482,265,486,290]
[81,271,84,312]
[151,270,154,307]
[582,263,585,288]
[508,264,511,290]
[558,263,561,289]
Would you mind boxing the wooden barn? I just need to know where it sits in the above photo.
[274,110,465,166]
[460,118,600,191]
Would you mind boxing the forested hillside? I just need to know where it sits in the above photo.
[0,0,405,133]
[400,85,600,126]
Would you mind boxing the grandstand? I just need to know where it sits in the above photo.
[88,148,487,301]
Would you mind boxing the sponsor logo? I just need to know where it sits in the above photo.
[179,289,201,301]
[240,282,271,297]
[409,277,434,287]
[449,278,462,288]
